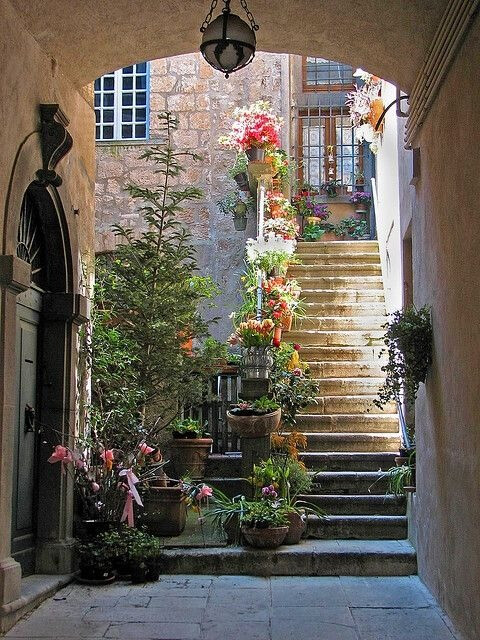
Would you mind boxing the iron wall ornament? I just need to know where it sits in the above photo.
[200,0,259,78]
[36,104,73,186]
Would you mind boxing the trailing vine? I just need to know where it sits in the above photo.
[374,305,433,410]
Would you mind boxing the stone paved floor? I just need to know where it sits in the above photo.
[5,575,461,640]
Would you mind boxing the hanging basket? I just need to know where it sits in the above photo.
[233,172,250,192]
[227,408,281,438]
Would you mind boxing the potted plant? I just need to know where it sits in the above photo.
[263,217,298,241]
[168,418,213,480]
[245,235,297,277]
[219,100,282,161]
[217,191,254,231]
[227,396,281,438]
[227,152,250,191]
[266,192,297,220]
[349,191,372,214]
[228,319,275,379]
[335,217,368,240]
[140,478,188,536]
[206,490,246,544]
[317,221,337,241]
[240,499,289,548]
[302,223,325,242]
[76,540,115,584]
[320,179,341,198]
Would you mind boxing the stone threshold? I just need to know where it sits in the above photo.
[0,573,72,634]
[161,539,417,577]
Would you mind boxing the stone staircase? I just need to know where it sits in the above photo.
[287,240,407,541]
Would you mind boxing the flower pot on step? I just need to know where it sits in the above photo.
[284,511,307,544]
[141,484,187,536]
[241,525,288,549]
[169,438,213,480]
[227,407,281,438]
[321,231,337,241]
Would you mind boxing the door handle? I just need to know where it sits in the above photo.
[24,404,36,433]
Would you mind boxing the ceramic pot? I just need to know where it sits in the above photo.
[130,563,148,584]
[273,325,282,347]
[306,216,321,225]
[241,525,288,549]
[246,147,266,162]
[284,511,307,544]
[227,408,281,438]
[241,347,273,379]
[142,484,187,536]
[169,438,213,480]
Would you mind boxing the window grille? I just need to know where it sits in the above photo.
[296,58,362,191]
[94,63,149,141]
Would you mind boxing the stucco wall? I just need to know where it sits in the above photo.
[95,52,289,341]
[406,14,480,640]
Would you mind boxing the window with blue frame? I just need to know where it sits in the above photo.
[94,63,149,141]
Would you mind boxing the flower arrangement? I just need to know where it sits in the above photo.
[292,193,331,220]
[264,217,299,241]
[346,69,383,154]
[228,318,274,348]
[246,235,296,266]
[266,191,297,219]
[219,100,282,152]
[262,277,301,325]
[265,149,290,181]
[349,191,371,205]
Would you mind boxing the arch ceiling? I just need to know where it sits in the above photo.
[9,0,449,91]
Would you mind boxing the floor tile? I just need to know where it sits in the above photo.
[105,621,201,639]
[201,620,270,640]
[351,607,457,640]
[340,576,430,608]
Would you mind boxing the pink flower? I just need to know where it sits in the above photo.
[196,485,213,501]
[91,482,100,493]
[48,445,73,465]
[139,442,155,455]
[292,367,303,377]
[293,343,301,351]
[261,484,278,499]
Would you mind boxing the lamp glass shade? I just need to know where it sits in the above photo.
[201,12,256,75]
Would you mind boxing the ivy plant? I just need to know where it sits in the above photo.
[375,305,433,410]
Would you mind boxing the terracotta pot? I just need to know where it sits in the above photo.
[284,511,307,545]
[241,525,288,549]
[281,313,293,332]
[227,408,281,438]
[169,437,212,480]
[321,231,338,241]
[273,325,282,347]
[246,147,266,162]
[369,97,384,131]
[142,485,187,536]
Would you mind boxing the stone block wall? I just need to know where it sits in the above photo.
[95,52,289,340]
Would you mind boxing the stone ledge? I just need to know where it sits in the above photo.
[0,574,72,634]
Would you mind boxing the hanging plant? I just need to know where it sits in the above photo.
[374,305,433,410]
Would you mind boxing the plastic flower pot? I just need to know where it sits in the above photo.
[233,216,247,231]
[227,407,281,438]
[273,325,282,347]
[241,525,288,549]
[142,485,187,536]
[246,147,266,162]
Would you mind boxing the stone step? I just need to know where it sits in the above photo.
[204,477,246,498]
[160,539,417,576]
[315,377,384,396]
[294,344,385,359]
[311,471,390,495]
[295,252,381,265]
[294,276,384,290]
[301,289,385,303]
[297,316,386,331]
[205,454,241,477]
[294,332,385,349]
[302,494,406,516]
[306,396,395,414]
[290,264,382,277]
[296,240,380,254]
[307,515,408,540]
[300,452,398,472]
[308,361,386,377]
[303,432,400,453]
[303,301,386,316]
[295,413,398,433]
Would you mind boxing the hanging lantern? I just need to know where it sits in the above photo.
[200,0,259,78]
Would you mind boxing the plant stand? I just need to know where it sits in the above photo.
[240,435,271,497]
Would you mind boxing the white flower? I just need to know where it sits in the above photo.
[356,123,376,143]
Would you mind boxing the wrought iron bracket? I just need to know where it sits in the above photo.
[36,104,73,186]
[375,95,410,132]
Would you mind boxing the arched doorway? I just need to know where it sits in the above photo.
[10,182,73,576]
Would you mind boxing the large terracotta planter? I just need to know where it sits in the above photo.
[284,511,307,545]
[241,525,288,549]
[169,437,212,480]
[227,408,281,438]
[142,485,187,536]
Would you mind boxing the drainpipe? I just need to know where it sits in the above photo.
[256,177,267,320]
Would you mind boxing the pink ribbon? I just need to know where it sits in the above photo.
[119,468,143,527]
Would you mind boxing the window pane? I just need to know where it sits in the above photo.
[123,76,133,90]
[94,78,101,91]
[122,124,133,138]
[122,93,133,106]
[135,92,147,106]
[103,76,114,91]
[136,108,146,120]
[136,62,147,73]
[136,75,147,90]
[122,109,133,122]
[95,125,100,139]
[123,66,134,74]
[103,109,114,123]
[103,93,114,107]
[94,94,101,107]
[95,110,100,123]
[135,124,146,138]
[103,125,114,139]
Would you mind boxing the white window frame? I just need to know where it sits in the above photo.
[95,62,150,142]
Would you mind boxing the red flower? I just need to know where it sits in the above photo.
[293,343,301,351]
